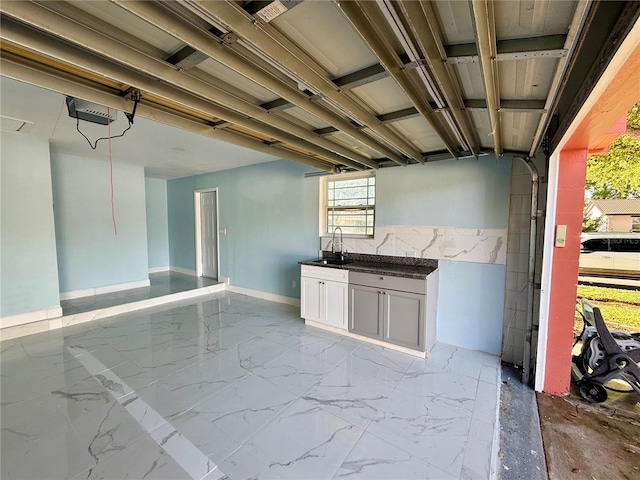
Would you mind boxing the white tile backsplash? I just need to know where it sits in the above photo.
[322,226,507,265]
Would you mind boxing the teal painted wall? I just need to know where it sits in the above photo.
[0,134,60,317]
[51,153,149,293]
[375,156,511,354]
[437,261,506,355]
[167,156,511,353]
[145,178,170,269]
[168,160,319,297]
[377,156,511,228]
[167,175,197,270]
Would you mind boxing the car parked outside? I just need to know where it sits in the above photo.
[579,232,640,278]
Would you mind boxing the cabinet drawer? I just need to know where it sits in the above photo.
[301,264,349,282]
[349,271,425,294]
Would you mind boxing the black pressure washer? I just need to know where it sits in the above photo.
[571,298,640,403]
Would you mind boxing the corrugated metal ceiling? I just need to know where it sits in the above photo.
[0,0,595,173]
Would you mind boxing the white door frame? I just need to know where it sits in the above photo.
[194,188,220,278]
[535,151,560,392]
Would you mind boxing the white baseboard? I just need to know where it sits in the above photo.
[60,279,151,300]
[1,305,63,329]
[226,285,300,307]
[169,266,197,276]
[59,287,96,300]
[60,283,227,329]
[2,283,227,340]
[1,319,51,340]
[219,276,230,285]
[149,266,170,274]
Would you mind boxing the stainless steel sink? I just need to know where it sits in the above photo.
[313,258,352,266]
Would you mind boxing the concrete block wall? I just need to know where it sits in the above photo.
[502,159,532,365]
[502,156,547,366]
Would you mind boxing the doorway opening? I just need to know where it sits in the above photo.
[194,188,219,280]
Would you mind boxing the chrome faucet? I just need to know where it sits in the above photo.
[331,227,344,259]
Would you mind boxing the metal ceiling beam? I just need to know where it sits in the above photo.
[0,22,361,172]
[336,0,461,160]
[464,99,547,113]
[422,150,462,163]
[0,2,369,171]
[529,1,591,157]
[259,97,293,112]
[269,52,410,94]
[314,107,423,136]
[377,107,421,124]
[112,0,380,168]
[376,149,459,168]
[260,33,567,96]
[470,0,503,158]
[31,0,168,59]
[183,0,415,165]
[394,0,480,155]
[0,55,336,172]
[259,60,402,111]
[313,126,339,137]
[166,45,208,70]
[445,34,568,64]
[332,63,388,90]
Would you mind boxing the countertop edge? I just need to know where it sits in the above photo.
[299,259,438,280]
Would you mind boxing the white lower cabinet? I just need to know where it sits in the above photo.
[300,265,348,329]
[300,276,322,322]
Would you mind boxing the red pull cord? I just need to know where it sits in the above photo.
[107,108,118,235]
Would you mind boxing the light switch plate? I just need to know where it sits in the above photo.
[555,225,567,247]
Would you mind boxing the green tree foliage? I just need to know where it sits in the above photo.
[586,134,640,199]
[582,215,604,232]
[628,100,640,129]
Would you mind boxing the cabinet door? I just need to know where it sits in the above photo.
[383,290,424,351]
[324,280,348,329]
[349,284,382,339]
[301,276,322,322]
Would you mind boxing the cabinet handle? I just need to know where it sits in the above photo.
[379,276,384,280]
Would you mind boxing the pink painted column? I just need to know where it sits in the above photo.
[544,148,588,395]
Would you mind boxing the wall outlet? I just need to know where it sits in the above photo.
[219,228,227,235]
[291,280,296,288]
[406,250,417,258]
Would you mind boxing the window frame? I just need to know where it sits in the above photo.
[319,171,376,238]
[632,216,640,233]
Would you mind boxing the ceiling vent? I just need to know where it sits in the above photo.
[0,115,34,134]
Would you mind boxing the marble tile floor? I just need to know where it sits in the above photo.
[61,272,221,316]
[1,292,501,480]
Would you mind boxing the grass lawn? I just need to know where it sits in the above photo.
[575,284,640,333]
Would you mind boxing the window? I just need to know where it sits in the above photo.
[610,238,640,253]
[581,238,609,252]
[632,216,640,232]
[324,173,375,236]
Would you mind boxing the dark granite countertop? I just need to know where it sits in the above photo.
[299,252,438,279]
